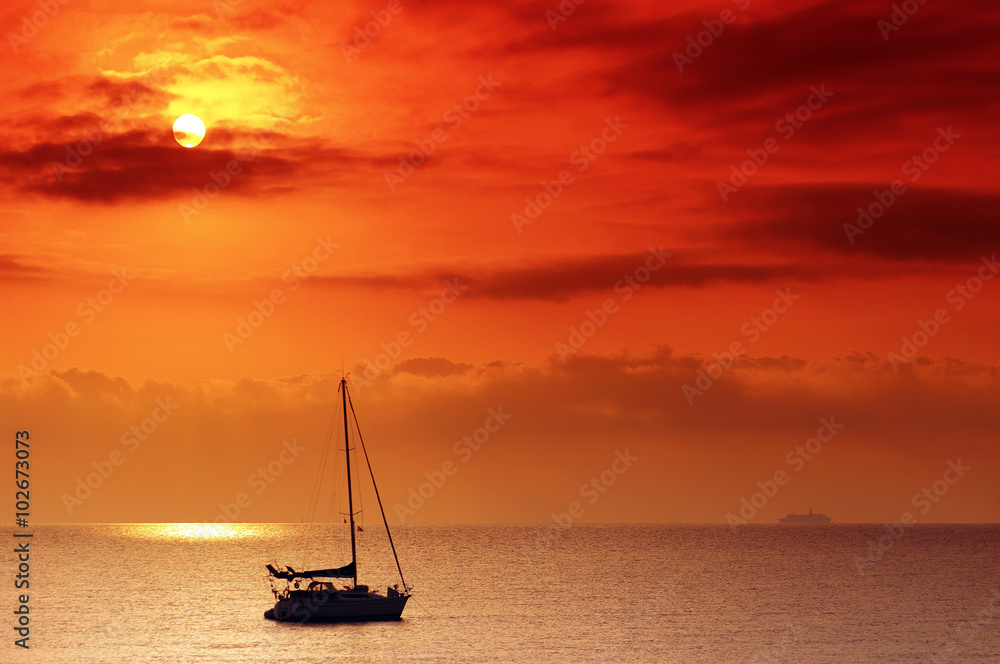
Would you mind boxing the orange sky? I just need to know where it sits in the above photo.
[1,0,998,524]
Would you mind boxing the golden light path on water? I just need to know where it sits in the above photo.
[114,522,265,540]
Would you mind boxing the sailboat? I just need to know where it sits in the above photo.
[263,377,411,622]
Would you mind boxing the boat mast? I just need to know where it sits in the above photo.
[341,377,358,587]
[346,389,409,593]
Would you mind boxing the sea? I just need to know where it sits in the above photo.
[3,524,998,663]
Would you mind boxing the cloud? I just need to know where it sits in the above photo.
[504,0,1000,119]
[357,347,1000,440]
[719,184,1000,262]
[0,121,393,202]
[395,357,473,377]
[309,247,954,301]
[0,254,57,281]
[5,349,998,522]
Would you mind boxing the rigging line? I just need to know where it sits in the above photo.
[306,404,339,523]
[333,396,344,525]
[326,393,346,525]
[346,384,409,592]
[331,444,342,529]
[410,595,433,616]
[332,460,340,524]
[351,410,365,527]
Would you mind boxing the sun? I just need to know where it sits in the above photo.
[172,114,206,148]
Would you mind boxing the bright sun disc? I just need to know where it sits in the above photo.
[172,114,206,148]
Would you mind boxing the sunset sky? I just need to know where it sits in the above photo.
[1,0,998,525]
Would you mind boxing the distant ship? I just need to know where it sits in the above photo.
[778,509,831,524]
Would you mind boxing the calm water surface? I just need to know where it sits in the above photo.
[3,524,998,663]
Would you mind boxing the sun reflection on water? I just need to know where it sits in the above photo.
[115,523,263,540]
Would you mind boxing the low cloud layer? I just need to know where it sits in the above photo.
[5,351,997,523]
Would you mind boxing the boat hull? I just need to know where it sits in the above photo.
[778,515,831,524]
[265,591,409,623]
